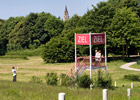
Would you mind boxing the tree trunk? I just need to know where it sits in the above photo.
[126,45,128,57]
[122,45,125,59]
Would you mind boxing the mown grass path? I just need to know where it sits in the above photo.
[0,56,140,87]
[120,61,140,71]
[0,56,73,82]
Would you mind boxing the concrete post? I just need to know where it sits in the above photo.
[90,84,93,90]
[75,83,78,89]
[58,93,65,100]
[115,81,117,87]
[103,89,107,100]
[131,82,133,89]
[127,88,131,99]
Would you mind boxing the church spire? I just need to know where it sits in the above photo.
[64,5,69,21]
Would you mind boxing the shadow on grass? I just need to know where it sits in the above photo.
[107,56,140,63]
[123,74,140,82]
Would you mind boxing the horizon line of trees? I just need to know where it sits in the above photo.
[0,0,140,63]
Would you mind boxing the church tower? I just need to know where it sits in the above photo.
[64,6,69,21]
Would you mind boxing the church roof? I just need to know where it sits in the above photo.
[64,6,68,15]
[64,5,69,21]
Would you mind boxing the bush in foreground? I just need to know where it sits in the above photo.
[60,74,75,87]
[30,76,42,84]
[94,70,112,88]
[77,74,92,88]
[124,74,140,81]
[45,73,58,86]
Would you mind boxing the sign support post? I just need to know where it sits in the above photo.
[75,33,77,72]
[89,32,92,79]
[105,32,107,73]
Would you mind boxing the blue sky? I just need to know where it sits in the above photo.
[0,0,107,20]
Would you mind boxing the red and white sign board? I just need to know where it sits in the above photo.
[76,33,105,45]
[76,34,89,45]
[91,33,105,45]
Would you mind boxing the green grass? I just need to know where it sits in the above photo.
[6,48,42,56]
[0,55,28,60]
[130,63,140,69]
[0,56,140,99]
[0,80,140,100]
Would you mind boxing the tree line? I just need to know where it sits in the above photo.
[0,0,140,63]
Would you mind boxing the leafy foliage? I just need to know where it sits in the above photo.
[77,74,92,88]
[44,16,64,38]
[124,74,140,81]
[60,74,75,87]
[94,70,113,88]
[45,73,58,86]
[30,76,43,84]
[42,36,74,63]
[108,7,140,56]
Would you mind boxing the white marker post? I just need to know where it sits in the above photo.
[131,82,133,89]
[58,93,65,100]
[103,89,108,100]
[127,88,131,99]
[90,84,93,90]
[115,81,117,87]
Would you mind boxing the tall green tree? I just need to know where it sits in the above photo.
[44,16,64,38]
[108,7,140,57]
[21,13,38,48]
[7,20,25,51]
[62,14,81,35]
[33,12,52,44]
[78,1,116,33]
[119,0,140,17]
[0,17,22,54]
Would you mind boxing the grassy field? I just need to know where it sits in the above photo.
[0,80,140,100]
[130,63,140,69]
[0,56,73,82]
[0,56,140,99]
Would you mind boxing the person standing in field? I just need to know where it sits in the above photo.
[12,67,17,82]
[95,50,99,66]
[95,50,102,66]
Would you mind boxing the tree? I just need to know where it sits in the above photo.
[77,1,116,33]
[0,17,22,54]
[7,20,25,50]
[21,13,38,48]
[62,14,81,35]
[119,0,140,17]
[44,16,64,38]
[42,36,74,63]
[33,12,52,44]
[108,7,140,57]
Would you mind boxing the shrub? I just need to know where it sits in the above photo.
[41,37,74,63]
[30,76,42,84]
[60,74,75,87]
[77,74,92,88]
[124,74,139,81]
[6,47,42,56]
[0,55,28,60]
[45,73,58,86]
[94,70,112,88]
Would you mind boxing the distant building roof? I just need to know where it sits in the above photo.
[64,6,69,21]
